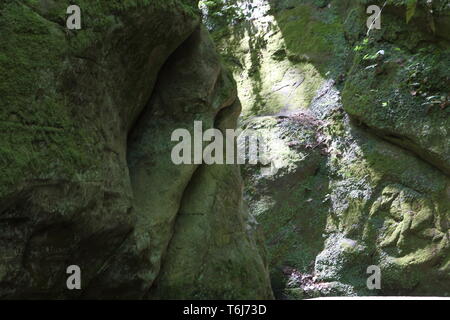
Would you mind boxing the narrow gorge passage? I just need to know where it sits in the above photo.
[0,0,448,301]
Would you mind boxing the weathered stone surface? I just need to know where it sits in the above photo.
[0,0,272,299]
[149,143,273,299]
[210,0,449,298]
[211,0,349,118]
[2,0,449,300]
[127,26,272,299]
[342,1,450,175]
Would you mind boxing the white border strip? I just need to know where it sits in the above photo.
[307,296,450,300]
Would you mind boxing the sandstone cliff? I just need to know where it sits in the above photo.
[209,0,449,298]
[0,0,273,299]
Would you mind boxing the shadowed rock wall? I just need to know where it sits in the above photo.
[0,0,273,299]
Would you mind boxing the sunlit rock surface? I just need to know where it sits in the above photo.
[210,0,449,298]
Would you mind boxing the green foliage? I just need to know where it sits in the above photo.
[388,0,439,31]
[406,0,418,23]
[199,0,246,31]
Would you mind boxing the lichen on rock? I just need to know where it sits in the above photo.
[209,0,449,298]
[0,0,272,299]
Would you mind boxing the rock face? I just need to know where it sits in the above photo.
[210,0,449,298]
[0,0,272,299]
[128,26,272,299]
[1,0,449,300]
